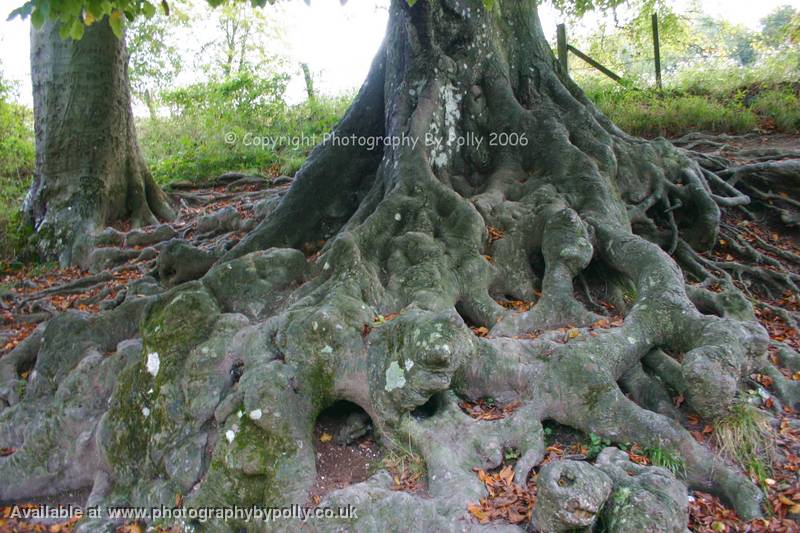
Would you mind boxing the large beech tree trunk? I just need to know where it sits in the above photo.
[2,1,795,531]
[25,18,174,265]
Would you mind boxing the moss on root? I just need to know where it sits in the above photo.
[100,284,220,483]
[187,418,296,529]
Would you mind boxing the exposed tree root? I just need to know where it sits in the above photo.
[2,1,800,531]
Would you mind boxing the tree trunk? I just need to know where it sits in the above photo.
[143,88,158,120]
[1,1,786,530]
[301,62,315,101]
[25,18,174,266]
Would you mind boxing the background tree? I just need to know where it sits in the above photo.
[195,1,284,77]
[127,8,185,118]
[20,8,176,265]
[761,4,800,47]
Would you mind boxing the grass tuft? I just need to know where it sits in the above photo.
[642,446,686,477]
[374,437,427,491]
[714,402,776,484]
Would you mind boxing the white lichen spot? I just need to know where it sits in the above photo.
[442,344,451,354]
[323,262,330,271]
[141,406,150,418]
[627,337,636,345]
[145,352,160,377]
[321,345,333,354]
[404,359,414,371]
[394,213,402,221]
[225,430,236,443]
[313,321,319,331]
[385,361,407,392]
[250,409,262,420]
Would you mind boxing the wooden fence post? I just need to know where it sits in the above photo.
[557,23,568,76]
[652,14,662,90]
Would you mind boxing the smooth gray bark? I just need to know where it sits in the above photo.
[25,18,174,266]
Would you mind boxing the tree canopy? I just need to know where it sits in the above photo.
[8,0,634,41]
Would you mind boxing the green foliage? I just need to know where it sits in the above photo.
[750,88,800,133]
[572,1,800,88]
[126,6,185,116]
[582,74,799,138]
[138,70,351,184]
[586,432,612,459]
[550,0,633,17]
[641,446,685,477]
[6,0,284,41]
[194,2,285,77]
[0,70,35,265]
[585,85,758,137]
[761,5,800,47]
[503,447,520,462]
[8,0,628,43]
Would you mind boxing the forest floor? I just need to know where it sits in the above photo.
[1,134,799,532]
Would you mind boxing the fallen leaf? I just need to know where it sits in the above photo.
[472,326,490,337]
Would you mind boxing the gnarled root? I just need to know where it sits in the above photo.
[5,1,799,531]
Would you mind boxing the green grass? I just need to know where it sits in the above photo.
[750,89,800,133]
[580,53,800,138]
[668,53,800,98]
[714,402,776,485]
[584,84,770,138]
[138,78,352,186]
[583,434,686,477]
[642,446,686,477]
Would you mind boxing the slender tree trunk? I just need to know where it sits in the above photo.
[25,18,174,266]
[143,88,158,120]
[301,62,315,102]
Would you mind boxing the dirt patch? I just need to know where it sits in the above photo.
[309,401,382,503]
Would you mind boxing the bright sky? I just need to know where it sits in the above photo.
[0,0,797,108]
